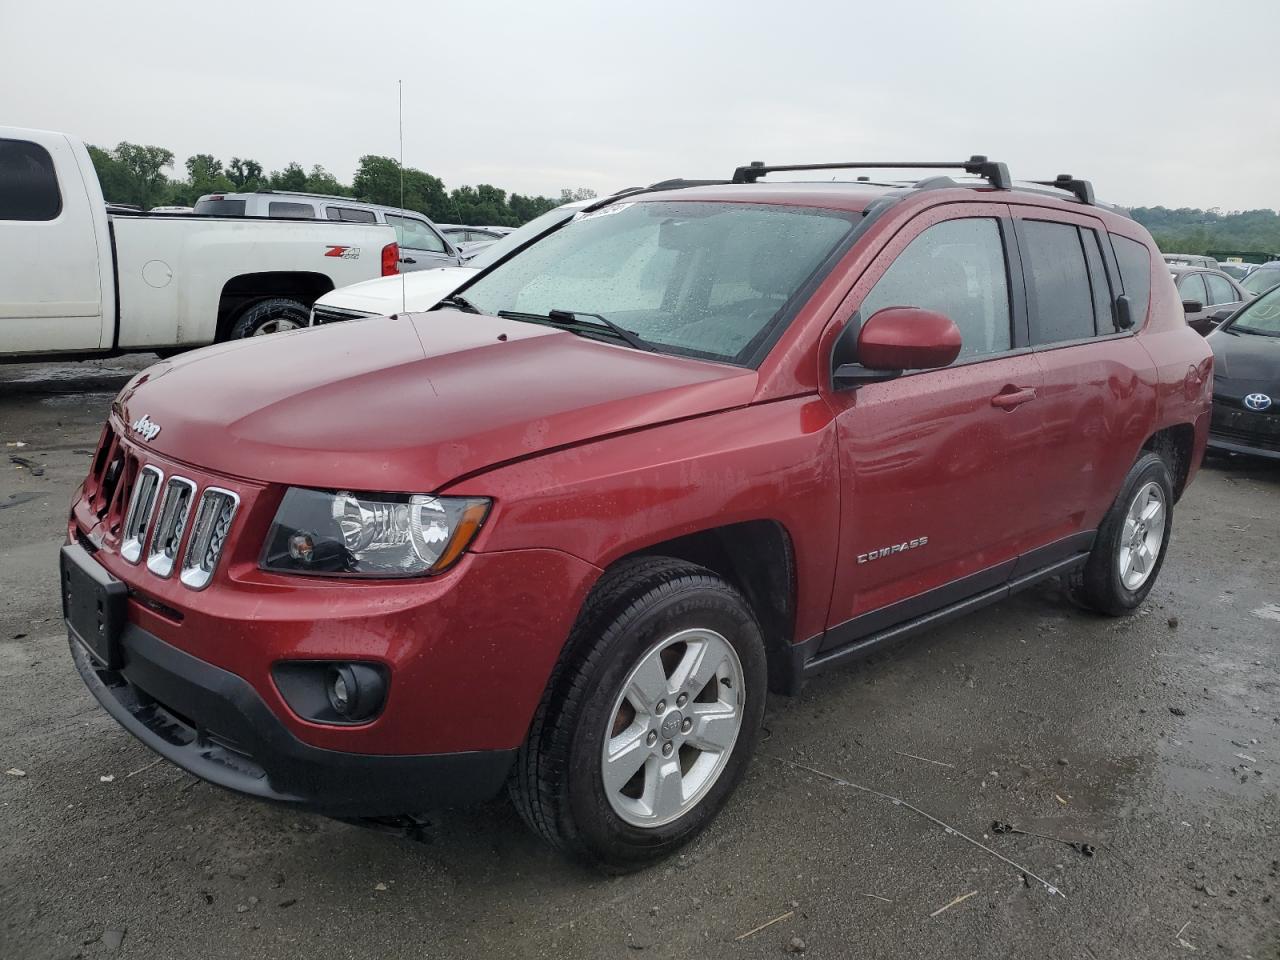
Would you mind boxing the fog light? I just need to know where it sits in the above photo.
[273,660,389,725]
[324,663,386,722]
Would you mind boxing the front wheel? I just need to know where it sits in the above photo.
[510,558,767,871]
[1067,451,1175,615]
[228,297,310,339]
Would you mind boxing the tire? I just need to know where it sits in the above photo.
[510,557,767,872]
[228,297,310,339]
[1066,451,1175,615]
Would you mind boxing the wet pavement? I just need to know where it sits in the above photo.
[1,355,1277,959]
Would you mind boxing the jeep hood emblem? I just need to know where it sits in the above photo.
[130,414,162,442]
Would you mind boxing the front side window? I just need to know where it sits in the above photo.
[386,214,446,253]
[325,206,377,223]
[1227,284,1280,336]
[1021,220,1095,344]
[1204,273,1238,305]
[1111,234,1152,324]
[1178,272,1207,305]
[859,217,1011,361]
[460,201,856,365]
[0,138,62,221]
[268,201,315,219]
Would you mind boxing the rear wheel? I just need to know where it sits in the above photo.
[1067,452,1174,615]
[510,558,767,871]
[229,297,309,338]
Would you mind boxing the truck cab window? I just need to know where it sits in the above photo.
[0,139,61,221]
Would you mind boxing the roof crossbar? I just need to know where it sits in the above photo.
[1029,174,1095,205]
[730,156,1012,190]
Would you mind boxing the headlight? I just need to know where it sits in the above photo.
[261,488,490,578]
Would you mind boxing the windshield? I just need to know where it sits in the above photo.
[465,206,578,269]
[1218,263,1250,281]
[1241,267,1280,296]
[1226,284,1280,336]
[459,200,857,364]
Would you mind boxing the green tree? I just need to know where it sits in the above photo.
[352,155,450,220]
[305,164,349,196]
[559,187,597,203]
[96,142,175,208]
[268,162,309,192]
[226,157,263,190]
[87,145,135,204]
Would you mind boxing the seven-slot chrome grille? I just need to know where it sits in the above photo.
[102,425,241,590]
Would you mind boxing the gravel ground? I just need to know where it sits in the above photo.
[1,356,1277,960]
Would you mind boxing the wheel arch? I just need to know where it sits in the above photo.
[1142,423,1196,501]
[215,271,334,341]
[603,519,800,696]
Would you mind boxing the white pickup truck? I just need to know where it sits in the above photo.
[0,127,400,359]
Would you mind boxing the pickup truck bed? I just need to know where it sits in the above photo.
[0,127,399,359]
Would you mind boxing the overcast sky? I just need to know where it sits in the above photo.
[3,0,1278,211]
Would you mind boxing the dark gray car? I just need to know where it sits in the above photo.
[1170,266,1249,335]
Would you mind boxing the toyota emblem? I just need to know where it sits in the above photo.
[1243,393,1273,412]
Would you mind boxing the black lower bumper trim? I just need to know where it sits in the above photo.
[69,626,515,817]
[1207,434,1280,461]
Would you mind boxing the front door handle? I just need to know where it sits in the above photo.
[991,386,1037,410]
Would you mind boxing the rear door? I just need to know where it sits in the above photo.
[1011,206,1157,538]
[823,203,1051,642]
[0,134,109,353]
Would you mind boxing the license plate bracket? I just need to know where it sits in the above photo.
[61,544,127,670]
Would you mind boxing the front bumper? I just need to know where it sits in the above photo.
[1208,399,1280,460]
[70,624,515,816]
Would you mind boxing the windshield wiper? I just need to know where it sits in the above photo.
[434,294,480,314]
[496,308,654,351]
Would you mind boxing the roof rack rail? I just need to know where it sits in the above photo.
[1029,174,1095,206]
[577,178,733,214]
[730,156,1012,190]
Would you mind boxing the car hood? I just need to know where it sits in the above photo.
[1209,327,1280,396]
[317,266,476,315]
[114,312,757,491]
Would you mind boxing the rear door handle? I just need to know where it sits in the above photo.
[991,386,1037,410]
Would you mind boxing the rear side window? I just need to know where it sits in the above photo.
[325,206,377,223]
[1204,273,1237,305]
[1177,273,1207,305]
[193,198,246,216]
[0,138,62,221]
[268,201,315,218]
[1110,235,1152,325]
[859,217,1011,361]
[1021,220,1094,344]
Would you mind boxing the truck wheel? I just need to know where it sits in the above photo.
[229,298,310,338]
[1066,451,1175,616]
[510,557,767,872]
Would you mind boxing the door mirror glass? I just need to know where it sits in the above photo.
[1181,299,1203,314]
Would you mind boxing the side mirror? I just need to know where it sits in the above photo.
[832,306,962,389]
[1210,307,1235,323]
[1182,299,1203,314]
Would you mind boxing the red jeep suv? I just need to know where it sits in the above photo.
[63,159,1213,869]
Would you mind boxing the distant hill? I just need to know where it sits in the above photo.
[1129,206,1280,259]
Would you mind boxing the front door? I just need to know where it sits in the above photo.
[0,134,108,353]
[821,204,1050,645]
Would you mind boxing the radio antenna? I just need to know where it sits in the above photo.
[398,79,407,314]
